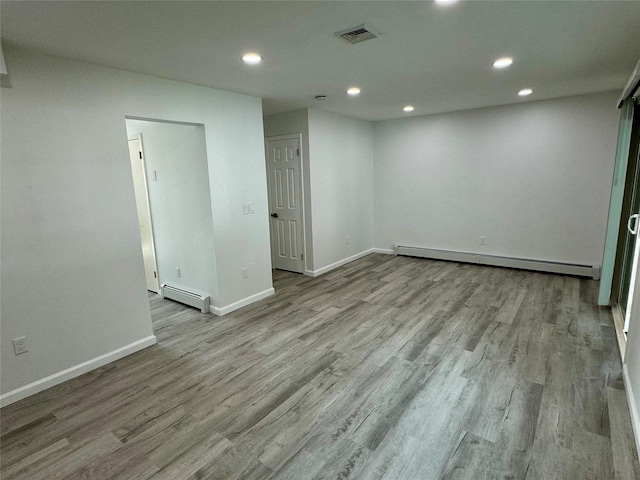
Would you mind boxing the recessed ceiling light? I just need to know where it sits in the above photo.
[493,57,513,69]
[434,0,459,5]
[241,53,262,65]
[403,105,415,112]
[518,88,533,96]
[347,87,361,96]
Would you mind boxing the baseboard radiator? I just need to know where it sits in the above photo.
[394,245,600,280]
[160,284,210,313]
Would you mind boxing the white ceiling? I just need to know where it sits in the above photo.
[2,1,640,121]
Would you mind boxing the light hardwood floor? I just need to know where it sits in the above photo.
[2,253,640,479]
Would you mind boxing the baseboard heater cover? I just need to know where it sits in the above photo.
[160,283,210,313]
[394,245,600,280]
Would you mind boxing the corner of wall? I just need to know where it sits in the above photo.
[209,287,274,316]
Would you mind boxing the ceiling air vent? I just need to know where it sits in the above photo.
[336,24,380,44]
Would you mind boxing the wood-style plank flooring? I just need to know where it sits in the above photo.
[2,254,640,479]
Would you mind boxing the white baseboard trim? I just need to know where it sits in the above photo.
[0,335,157,408]
[623,364,640,459]
[306,249,376,277]
[373,248,395,255]
[210,287,275,316]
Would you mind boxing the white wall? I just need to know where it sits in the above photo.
[126,120,215,296]
[0,47,272,400]
[373,92,619,267]
[263,109,314,272]
[263,108,375,274]
[307,109,374,272]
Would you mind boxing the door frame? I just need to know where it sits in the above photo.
[624,227,640,333]
[264,133,308,274]
[129,134,160,292]
[623,137,640,334]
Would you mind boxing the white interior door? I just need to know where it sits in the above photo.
[266,136,304,273]
[128,136,160,293]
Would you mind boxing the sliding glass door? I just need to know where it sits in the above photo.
[612,103,640,319]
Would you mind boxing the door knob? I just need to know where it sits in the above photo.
[271,213,279,218]
[628,213,640,234]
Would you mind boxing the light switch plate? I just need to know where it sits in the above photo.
[242,202,255,215]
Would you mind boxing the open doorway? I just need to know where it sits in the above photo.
[125,117,214,307]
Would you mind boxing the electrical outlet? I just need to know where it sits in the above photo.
[242,267,248,278]
[13,337,28,355]
[175,267,181,277]
[480,236,486,246]
[346,236,351,245]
